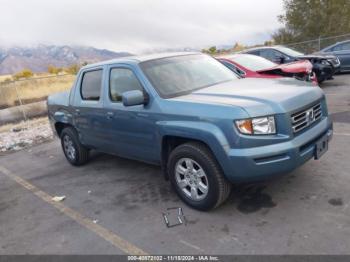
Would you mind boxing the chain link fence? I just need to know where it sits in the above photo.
[284,33,350,54]
[0,74,75,125]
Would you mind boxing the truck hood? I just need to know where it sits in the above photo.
[171,78,324,116]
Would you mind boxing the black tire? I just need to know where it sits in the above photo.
[60,127,89,166]
[167,142,232,211]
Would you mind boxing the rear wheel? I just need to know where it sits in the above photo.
[168,142,232,211]
[60,127,89,166]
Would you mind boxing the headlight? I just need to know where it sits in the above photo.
[321,60,329,65]
[235,116,276,135]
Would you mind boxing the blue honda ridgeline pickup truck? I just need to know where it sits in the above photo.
[48,52,333,210]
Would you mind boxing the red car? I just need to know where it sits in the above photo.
[217,54,317,84]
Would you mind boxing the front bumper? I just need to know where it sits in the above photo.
[225,117,333,183]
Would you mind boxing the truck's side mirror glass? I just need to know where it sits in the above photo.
[122,90,146,106]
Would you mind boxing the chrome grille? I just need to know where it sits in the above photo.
[291,103,322,133]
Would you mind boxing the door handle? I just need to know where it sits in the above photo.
[75,109,80,115]
[106,111,114,119]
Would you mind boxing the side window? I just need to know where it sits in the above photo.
[275,50,289,60]
[343,42,350,50]
[81,69,103,101]
[247,50,260,56]
[109,68,143,102]
[259,49,275,61]
[334,42,350,51]
[332,44,343,51]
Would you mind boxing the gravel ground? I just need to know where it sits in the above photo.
[0,118,53,152]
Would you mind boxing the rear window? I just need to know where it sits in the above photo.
[81,69,103,101]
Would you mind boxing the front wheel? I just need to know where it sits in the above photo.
[60,127,89,166]
[168,142,232,211]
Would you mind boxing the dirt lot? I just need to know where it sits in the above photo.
[0,75,350,255]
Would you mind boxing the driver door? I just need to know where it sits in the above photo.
[102,65,158,163]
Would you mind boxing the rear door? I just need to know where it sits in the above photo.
[72,67,108,148]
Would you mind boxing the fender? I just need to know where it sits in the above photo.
[53,110,72,124]
[156,120,233,179]
[49,109,75,137]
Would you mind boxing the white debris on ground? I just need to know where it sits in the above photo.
[0,118,53,152]
[52,195,66,202]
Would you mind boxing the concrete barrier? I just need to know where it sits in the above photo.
[0,101,47,125]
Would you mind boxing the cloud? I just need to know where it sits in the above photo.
[0,0,283,53]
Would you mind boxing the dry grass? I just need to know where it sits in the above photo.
[0,116,49,133]
[0,74,12,82]
[0,74,75,108]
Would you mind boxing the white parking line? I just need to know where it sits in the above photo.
[334,133,350,136]
[0,165,148,255]
[179,239,205,252]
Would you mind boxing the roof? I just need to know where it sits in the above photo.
[338,39,350,43]
[82,51,201,69]
[240,45,284,53]
[323,39,350,49]
[216,53,256,60]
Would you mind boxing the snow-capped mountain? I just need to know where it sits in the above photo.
[0,45,132,74]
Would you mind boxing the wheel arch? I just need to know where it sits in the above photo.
[158,121,231,180]
[54,122,74,137]
[51,110,75,137]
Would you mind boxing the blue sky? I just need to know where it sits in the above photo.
[0,0,284,53]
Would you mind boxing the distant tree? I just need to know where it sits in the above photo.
[13,69,33,80]
[64,64,80,75]
[48,65,62,75]
[272,28,295,45]
[274,0,350,45]
[232,42,245,52]
[208,46,217,54]
[263,40,275,46]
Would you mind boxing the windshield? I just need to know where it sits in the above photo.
[229,54,277,71]
[276,46,304,56]
[140,54,238,98]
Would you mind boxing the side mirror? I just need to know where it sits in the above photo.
[122,90,147,107]
[274,55,284,64]
[280,56,286,63]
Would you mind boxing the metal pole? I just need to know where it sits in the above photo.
[318,36,321,51]
[0,83,5,106]
[13,82,28,122]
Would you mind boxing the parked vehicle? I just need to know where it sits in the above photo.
[242,46,340,83]
[217,54,316,83]
[48,52,333,211]
[315,40,350,72]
